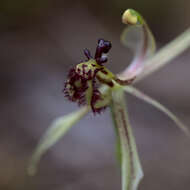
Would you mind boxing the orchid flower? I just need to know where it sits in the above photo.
[28,9,190,190]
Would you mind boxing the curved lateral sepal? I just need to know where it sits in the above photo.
[125,86,190,137]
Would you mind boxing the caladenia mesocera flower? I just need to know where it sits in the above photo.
[28,9,190,190]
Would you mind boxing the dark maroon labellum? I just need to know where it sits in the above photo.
[63,39,112,114]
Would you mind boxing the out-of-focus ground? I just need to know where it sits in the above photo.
[0,0,190,190]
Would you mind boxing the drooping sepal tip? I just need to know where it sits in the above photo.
[122,9,143,26]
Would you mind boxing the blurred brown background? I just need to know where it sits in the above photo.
[0,0,190,190]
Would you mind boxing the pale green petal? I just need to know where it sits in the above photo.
[119,9,156,80]
[28,106,90,176]
[111,89,143,190]
[125,86,190,137]
[121,24,156,60]
[135,28,190,83]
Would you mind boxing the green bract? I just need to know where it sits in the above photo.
[28,8,190,190]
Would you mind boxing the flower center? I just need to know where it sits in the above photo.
[63,39,135,114]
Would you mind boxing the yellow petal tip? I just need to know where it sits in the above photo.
[122,9,138,25]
